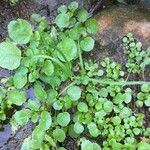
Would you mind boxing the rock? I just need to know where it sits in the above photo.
[95,5,150,49]
[140,0,150,10]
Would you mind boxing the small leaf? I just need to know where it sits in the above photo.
[85,19,99,34]
[45,134,56,147]
[8,19,33,44]
[68,1,78,12]
[7,89,26,106]
[14,109,31,126]
[67,86,81,101]
[42,60,54,76]
[0,42,21,70]
[13,66,28,89]
[77,102,88,112]
[57,112,70,127]
[88,122,100,137]
[28,100,40,111]
[57,5,67,13]
[53,101,63,110]
[55,13,69,28]
[34,82,47,101]
[74,122,84,134]
[39,111,52,131]
[119,107,132,118]
[80,37,95,52]
[77,9,89,22]
[53,128,66,142]
[103,101,113,113]
[21,137,32,150]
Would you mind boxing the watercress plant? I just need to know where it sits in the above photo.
[0,2,150,150]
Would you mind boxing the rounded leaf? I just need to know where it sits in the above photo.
[77,9,89,22]
[74,122,84,134]
[103,101,113,113]
[80,37,94,52]
[77,102,88,112]
[67,86,81,101]
[57,112,70,127]
[85,18,99,34]
[53,128,66,142]
[55,13,69,28]
[8,19,33,44]
[57,38,77,61]
[14,109,31,126]
[7,89,26,106]
[0,42,21,70]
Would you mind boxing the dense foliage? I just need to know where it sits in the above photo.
[0,2,150,150]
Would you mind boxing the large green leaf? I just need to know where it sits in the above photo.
[7,89,26,106]
[0,42,21,70]
[57,38,77,61]
[8,19,33,44]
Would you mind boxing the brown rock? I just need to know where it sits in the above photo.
[95,5,150,47]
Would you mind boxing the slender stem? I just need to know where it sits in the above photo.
[58,81,76,97]
[77,40,85,74]
[89,78,150,86]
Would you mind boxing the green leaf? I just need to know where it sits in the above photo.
[77,102,88,112]
[67,86,81,101]
[74,122,84,134]
[28,100,40,111]
[57,5,67,13]
[13,66,28,89]
[34,82,47,101]
[32,126,44,149]
[57,112,70,127]
[42,60,54,76]
[85,19,98,34]
[7,89,26,106]
[45,134,56,147]
[53,101,63,110]
[57,37,77,61]
[68,1,78,11]
[144,96,150,106]
[8,19,33,44]
[112,116,121,126]
[103,101,113,113]
[39,111,52,131]
[80,37,95,52]
[53,128,66,142]
[55,13,69,28]
[68,26,79,40]
[88,122,100,137]
[21,137,32,150]
[0,42,21,70]
[99,88,108,98]
[138,141,150,150]
[119,107,132,118]
[14,109,31,126]
[77,9,89,22]
[81,140,93,150]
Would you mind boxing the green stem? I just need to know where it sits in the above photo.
[89,78,150,86]
[58,81,76,97]
[77,40,85,74]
